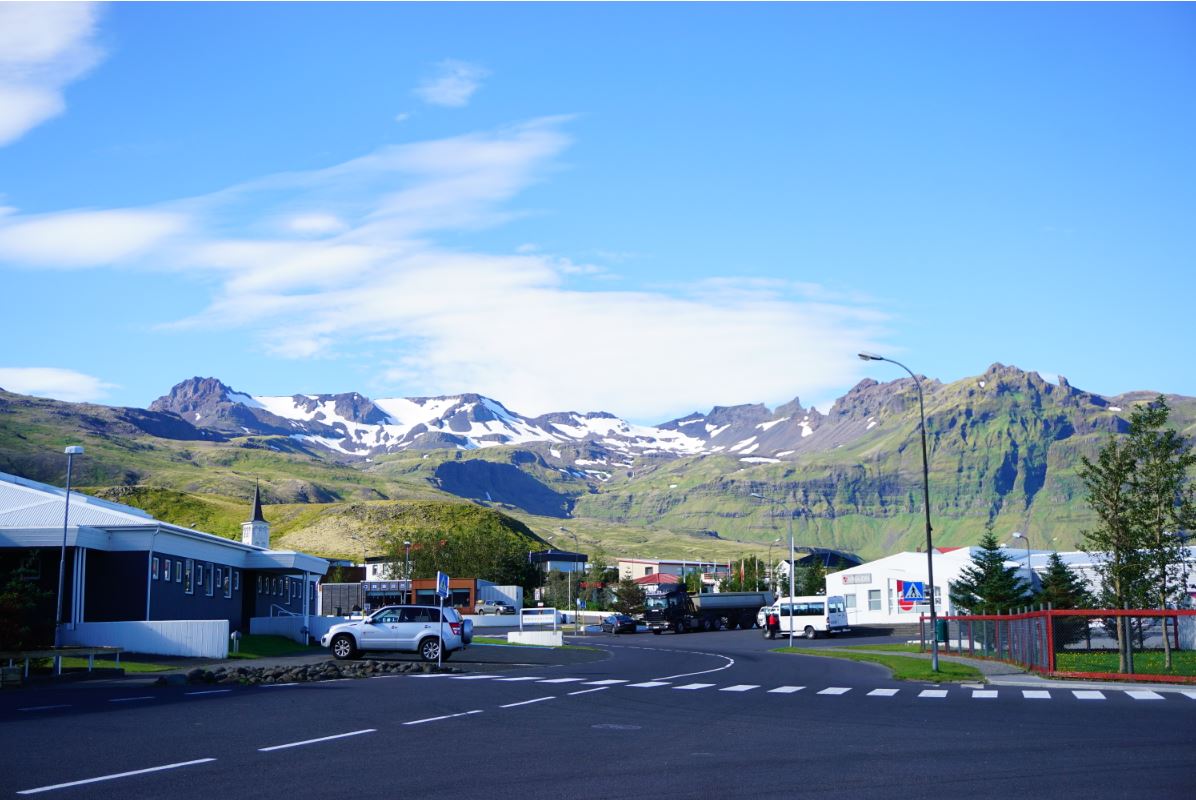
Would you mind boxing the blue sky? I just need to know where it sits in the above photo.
[0,3,1193,422]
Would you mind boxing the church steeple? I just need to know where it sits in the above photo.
[250,481,266,523]
[241,481,270,549]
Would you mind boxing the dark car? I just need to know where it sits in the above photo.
[601,614,637,634]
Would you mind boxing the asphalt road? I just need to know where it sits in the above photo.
[2,629,1194,799]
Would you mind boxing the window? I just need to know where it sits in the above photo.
[257,575,263,594]
[827,599,846,615]
[272,577,278,595]
[844,594,856,610]
[286,579,292,601]
[645,566,654,575]
[867,589,881,611]
[164,559,171,582]
[223,570,232,599]
[215,567,222,596]
[175,560,182,583]
[152,557,159,580]
[205,563,214,597]
[195,562,204,593]
[184,559,195,595]
[233,571,240,592]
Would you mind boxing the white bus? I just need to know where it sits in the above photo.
[762,595,849,639]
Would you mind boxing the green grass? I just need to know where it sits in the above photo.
[56,657,174,673]
[774,647,983,682]
[229,634,323,660]
[1055,649,1196,677]
[472,636,518,645]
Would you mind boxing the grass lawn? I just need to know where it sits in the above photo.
[774,647,983,682]
[1055,649,1196,677]
[57,657,174,673]
[229,634,323,660]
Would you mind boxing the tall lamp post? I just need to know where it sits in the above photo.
[403,540,412,604]
[54,446,84,655]
[752,491,795,649]
[1011,531,1032,576]
[859,352,939,672]
[767,537,782,589]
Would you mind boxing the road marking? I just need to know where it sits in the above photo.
[972,690,999,699]
[867,689,899,697]
[719,684,759,692]
[626,681,671,688]
[451,674,499,680]
[568,687,609,696]
[16,758,215,795]
[1182,690,1196,700]
[370,675,401,679]
[1073,690,1105,700]
[260,683,298,688]
[674,683,716,690]
[1126,690,1163,700]
[818,687,851,695]
[185,689,231,696]
[108,696,154,703]
[918,690,948,698]
[495,676,545,682]
[583,679,628,685]
[17,705,71,712]
[500,696,555,708]
[408,674,453,678]
[402,710,483,726]
[538,678,585,684]
[1023,690,1051,699]
[652,651,735,681]
[259,729,377,751]
[768,686,805,694]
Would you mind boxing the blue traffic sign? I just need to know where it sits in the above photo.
[901,581,925,602]
[435,571,450,599]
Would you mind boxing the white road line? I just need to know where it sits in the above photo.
[18,705,71,712]
[583,679,628,685]
[370,675,401,679]
[972,690,999,699]
[674,683,716,690]
[1182,690,1196,700]
[1023,690,1052,699]
[17,758,216,795]
[768,686,805,694]
[500,696,555,709]
[496,676,545,682]
[408,674,452,678]
[259,729,377,752]
[1073,690,1106,700]
[538,678,585,684]
[402,710,483,726]
[652,651,736,681]
[451,675,499,680]
[185,690,231,696]
[108,696,154,703]
[918,690,949,698]
[817,687,851,695]
[568,687,609,696]
[867,689,899,697]
[720,685,759,692]
[1126,690,1163,700]
[626,681,671,688]
[260,683,298,688]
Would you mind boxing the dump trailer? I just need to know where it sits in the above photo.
[644,589,774,634]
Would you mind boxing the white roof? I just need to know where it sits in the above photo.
[0,472,154,529]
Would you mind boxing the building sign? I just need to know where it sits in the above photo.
[841,574,872,585]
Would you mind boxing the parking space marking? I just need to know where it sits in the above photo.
[500,696,555,709]
[674,683,716,690]
[919,690,948,699]
[568,687,609,696]
[817,687,851,695]
[971,690,999,699]
[17,705,72,712]
[538,678,585,684]
[185,690,232,696]
[109,696,154,703]
[719,685,759,692]
[1073,691,1106,700]
[1023,690,1051,699]
[583,679,628,685]
[626,681,671,688]
[768,686,805,694]
[867,689,899,697]
[402,710,483,726]
[1126,690,1163,700]
[259,729,377,751]
[16,758,216,795]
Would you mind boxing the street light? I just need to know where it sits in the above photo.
[752,491,795,650]
[859,352,940,672]
[54,446,84,658]
[767,537,782,588]
[1011,531,1032,576]
[403,540,412,604]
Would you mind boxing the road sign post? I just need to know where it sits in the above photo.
[435,571,450,668]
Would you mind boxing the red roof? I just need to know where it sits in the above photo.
[935,546,966,554]
[632,573,681,586]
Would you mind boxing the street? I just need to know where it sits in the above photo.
[2,630,1194,799]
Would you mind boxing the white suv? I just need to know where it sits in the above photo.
[321,605,472,662]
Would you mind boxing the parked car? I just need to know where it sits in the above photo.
[475,599,517,615]
[601,613,638,634]
[321,605,473,662]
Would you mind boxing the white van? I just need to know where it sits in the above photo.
[762,595,849,639]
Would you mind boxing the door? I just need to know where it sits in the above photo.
[359,607,403,650]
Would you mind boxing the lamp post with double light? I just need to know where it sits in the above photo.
[858,352,939,672]
[54,446,84,655]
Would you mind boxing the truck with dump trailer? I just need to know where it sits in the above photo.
[644,588,774,634]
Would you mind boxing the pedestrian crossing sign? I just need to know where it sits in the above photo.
[897,580,924,612]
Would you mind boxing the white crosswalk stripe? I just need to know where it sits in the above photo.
[674,683,716,690]
[719,685,759,692]
[495,677,545,682]
[538,678,585,684]
[818,687,851,695]
[972,690,998,699]
[1182,690,1196,700]
[918,690,948,699]
[867,689,899,697]
[626,681,671,688]
[583,679,629,685]
[1023,690,1051,699]
[451,675,498,680]
[768,686,805,694]
[1126,690,1163,700]
[1073,690,1106,700]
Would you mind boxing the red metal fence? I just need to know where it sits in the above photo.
[920,608,1196,683]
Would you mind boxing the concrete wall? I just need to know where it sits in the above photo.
[63,620,229,658]
[508,630,563,646]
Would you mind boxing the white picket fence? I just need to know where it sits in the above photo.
[62,620,229,658]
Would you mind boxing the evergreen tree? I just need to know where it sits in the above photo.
[949,531,1030,614]
[1033,552,1092,648]
[612,576,646,616]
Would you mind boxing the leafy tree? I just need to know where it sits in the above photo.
[799,560,827,595]
[542,570,582,612]
[612,576,646,616]
[949,531,1030,614]
[583,549,613,610]
[683,569,703,594]
[1033,552,1092,648]
[380,510,541,591]
[719,555,768,592]
[0,554,51,650]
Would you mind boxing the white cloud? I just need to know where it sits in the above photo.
[0,3,104,146]
[0,209,187,268]
[0,367,116,403]
[394,112,411,124]
[414,59,488,108]
[0,116,892,420]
